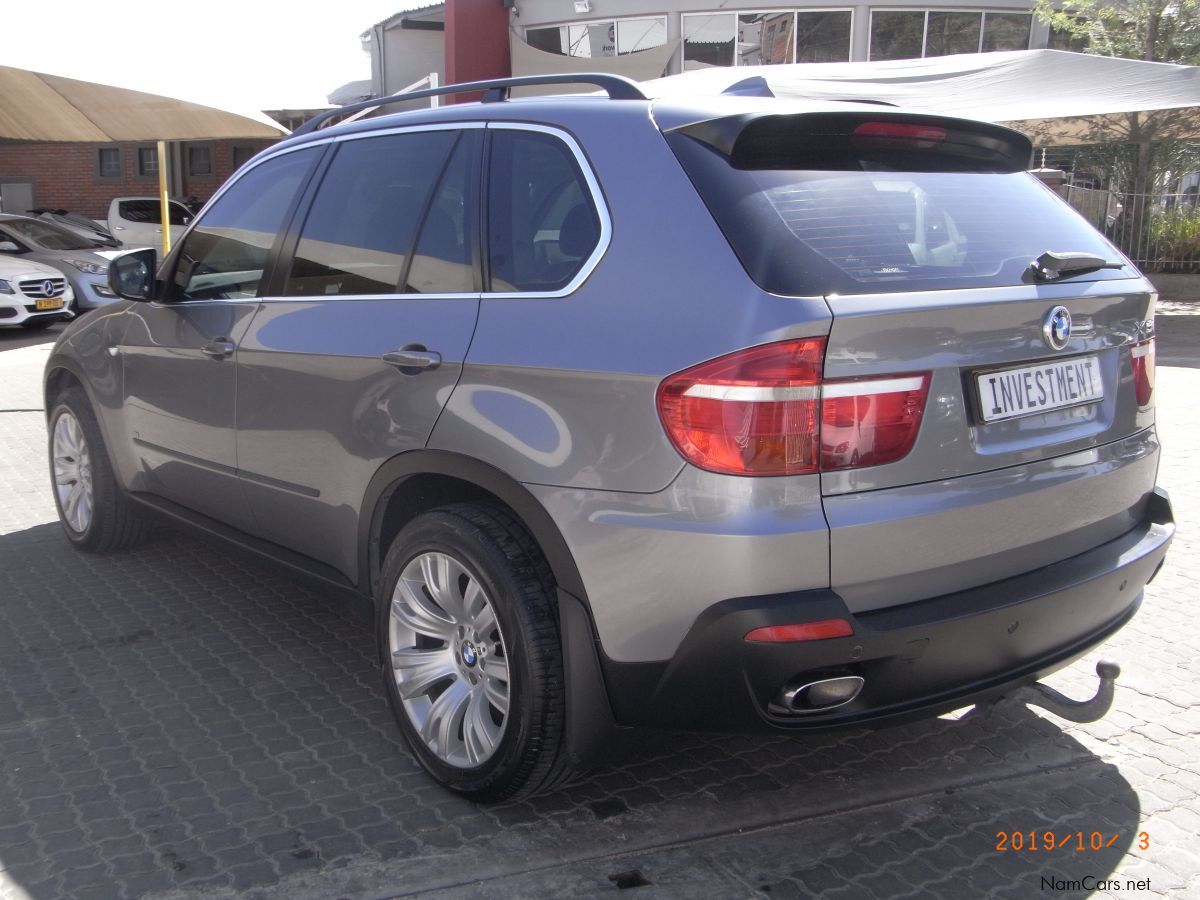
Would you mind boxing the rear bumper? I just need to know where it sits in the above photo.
[602,487,1173,732]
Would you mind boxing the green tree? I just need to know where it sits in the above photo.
[1035,0,1200,256]
[1037,0,1200,64]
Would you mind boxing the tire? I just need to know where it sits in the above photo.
[48,386,150,553]
[378,503,573,802]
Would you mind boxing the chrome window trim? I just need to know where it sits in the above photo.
[183,121,608,304]
[175,125,482,306]
[482,122,612,301]
[156,292,482,308]
[192,123,485,222]
[255,297,480,309]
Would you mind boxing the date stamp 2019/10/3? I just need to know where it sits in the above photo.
[995,831,1151,852]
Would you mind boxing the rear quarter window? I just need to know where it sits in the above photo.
[486,129,600,293]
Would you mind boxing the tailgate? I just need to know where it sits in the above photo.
[822,281,1158,613]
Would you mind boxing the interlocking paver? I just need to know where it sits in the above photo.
[1,323,1199,899]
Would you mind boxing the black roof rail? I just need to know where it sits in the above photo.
[293,73,647,137]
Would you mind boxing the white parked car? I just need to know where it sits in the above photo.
[0,255,74,329]
[107,197,195,253]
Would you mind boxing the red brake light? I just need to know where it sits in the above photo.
[745,619,854,643]
[657,340,930,476]
[1131,338,1155,408]
[852,121,947,149]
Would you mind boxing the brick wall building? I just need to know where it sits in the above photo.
[0,137,278,219]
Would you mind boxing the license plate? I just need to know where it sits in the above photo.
[976,355,1103,423]
[35,298,63,311]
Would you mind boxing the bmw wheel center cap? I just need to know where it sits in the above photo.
[460,641,479,667]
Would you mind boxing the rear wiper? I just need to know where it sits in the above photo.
[1029,251,1125,281]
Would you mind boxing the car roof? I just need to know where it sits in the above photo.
[273,89,953,155]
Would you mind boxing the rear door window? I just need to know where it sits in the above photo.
[285,130,459,297]
[486,129,600,293]
[405,132,479,294]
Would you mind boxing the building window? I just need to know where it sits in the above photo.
[187,144,213,177]
[683,15,735,68]
[869,9,1031,60]
[683,11,854,70]
[95,146,122,180]
[795,11,853,62]
[982,12,1032,52]
[137,146,158,177]
[926,11,981,57]
[739,13,796,65]
[526,16,667,57]
[231,144,257,169]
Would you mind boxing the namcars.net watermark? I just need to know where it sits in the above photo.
[1042,876,1151,892]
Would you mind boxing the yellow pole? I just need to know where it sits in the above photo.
[157,139,171,259]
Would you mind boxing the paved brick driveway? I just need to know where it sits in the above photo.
[0,318,1196,900]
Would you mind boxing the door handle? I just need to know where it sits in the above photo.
[382,348,442,372]
[200,339,236,359]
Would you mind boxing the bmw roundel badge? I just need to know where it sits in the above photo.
[1043,306,1072,351]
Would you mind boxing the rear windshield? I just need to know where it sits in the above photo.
[667,133,1132,296]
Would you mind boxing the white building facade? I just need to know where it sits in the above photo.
[363,0,1068,98]
[515,0,1059,73]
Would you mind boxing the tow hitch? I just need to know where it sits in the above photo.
[973,661,1121,724]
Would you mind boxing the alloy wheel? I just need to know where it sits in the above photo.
[388,551,510,768]
[52,411,93,534]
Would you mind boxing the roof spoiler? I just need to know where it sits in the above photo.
[666,111,1034,174]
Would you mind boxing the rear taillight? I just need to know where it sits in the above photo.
[820,374,930,471]
[657,339,930,476]
[656,338,824,476]
[1131,338,1155,408]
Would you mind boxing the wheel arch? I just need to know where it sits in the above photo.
[44,360,88,413]
[358,450,588,606]
[360,451,616,766]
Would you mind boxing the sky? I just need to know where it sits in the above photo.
[3,1,421,116]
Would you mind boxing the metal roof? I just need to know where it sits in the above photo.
[0,65,286,142]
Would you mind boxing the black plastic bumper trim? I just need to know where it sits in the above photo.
[601,488,1174,733]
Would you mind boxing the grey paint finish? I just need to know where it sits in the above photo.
[819,280,1156,495]
[43,90,1168,681]
[235,296,480,581]
[430,102,832,493]
[826,427,1160,613]
[118,301,259,532]
[528,465,830,662]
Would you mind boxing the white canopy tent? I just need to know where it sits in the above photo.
[640,50,1200,146]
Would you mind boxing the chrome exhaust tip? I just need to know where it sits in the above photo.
[771,675,864,715]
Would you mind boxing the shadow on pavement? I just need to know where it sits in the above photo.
[0,321,67,353]
[1156,314,1200,368]
[0,521,1141,899]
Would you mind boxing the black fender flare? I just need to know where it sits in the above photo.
[43,354,124,458]
[357,449,587,601]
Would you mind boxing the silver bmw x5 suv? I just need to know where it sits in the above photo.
[44,74,1174,801]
